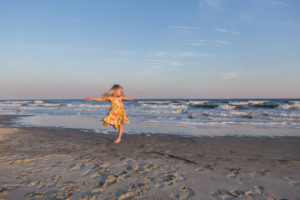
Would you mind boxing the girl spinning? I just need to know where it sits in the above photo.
[86,84,134,143]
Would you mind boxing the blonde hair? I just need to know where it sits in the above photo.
[102,84,124,98]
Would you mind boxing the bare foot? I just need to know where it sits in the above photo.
[113,125,118,130]
[113,138,121,143]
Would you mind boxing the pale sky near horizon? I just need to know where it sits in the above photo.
[1,0,300,99]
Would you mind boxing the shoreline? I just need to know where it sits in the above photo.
[1,114,300,199]
[3,114,300,138]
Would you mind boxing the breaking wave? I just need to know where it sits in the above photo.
[0,98,299,129]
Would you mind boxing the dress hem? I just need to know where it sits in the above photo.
[101,119,130,127]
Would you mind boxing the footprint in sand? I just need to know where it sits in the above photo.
[26,180,40,187]
[169,186,195,200]
[250,169,269,177]
[25,192,44,199]
[117,183,149,200]
[82,162,112,178]
[96,162,112,173]
[36,174,62,189]
[9,157,38,167]
[82,169,100,178]
[53,181,81,199]
[211,189,241,199]
[121,157,135,163]
[211,185,264,199]
[80,194,104,200]
[51,161,65,167]
[284,176,300,186]
[92,175,120,193]
[136,163,156,174]
[92,170,131,193]
[155,173,184,188]
[245,185,264,198]
[68,162,85,172]
[195,164,214,172]
[225,168,244,178]
[0,184,21,196]
[35,181,81,199]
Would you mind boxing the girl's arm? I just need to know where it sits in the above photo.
[122,96,135,101]
[86,97,111,101]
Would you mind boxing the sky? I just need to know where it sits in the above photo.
[0,0,300,99]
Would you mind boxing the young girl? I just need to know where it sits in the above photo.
[86,84,134,143]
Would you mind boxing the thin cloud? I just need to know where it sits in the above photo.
[148,51,170,57]
[177,51,212,57]
[214,40,229,45]
[214,28,240,35]
[221,72,238,80]
[148,50,212,58]
[190,40,207,46]
[188,39,228,46]
[146,59,181,67]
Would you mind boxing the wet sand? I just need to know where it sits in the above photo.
[0,115,300,199]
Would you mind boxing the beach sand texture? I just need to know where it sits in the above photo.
[0,115,300,200]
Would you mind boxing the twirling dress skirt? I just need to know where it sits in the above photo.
[102,97,129,126]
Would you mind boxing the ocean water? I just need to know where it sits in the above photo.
[0,99,300,136]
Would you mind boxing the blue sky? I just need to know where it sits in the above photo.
[0,0,299,99]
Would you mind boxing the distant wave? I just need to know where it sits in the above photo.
[229,100,266,105]
[1,99,299,129]
[190,103,218,109]
[281,102,300,110]
[250,104,279,109]
[221,105,246,110]
[187,100,208,105]
[34,100,45,104]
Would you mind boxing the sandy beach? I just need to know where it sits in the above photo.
[0,115,300,200]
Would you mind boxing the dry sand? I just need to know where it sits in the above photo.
[0,115,300,200]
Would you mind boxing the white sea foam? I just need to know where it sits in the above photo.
[229,111,250,115]
[291,100,300,104]
[281,104,300,110]
[248,100,267,105]
[146,120,300,126]
[188,100,208,105]
[140,103,187,110]
[221,105,236,110]
[140,108,186,114]
[66,103,109,108]
[229,100,266,105]
[137,100,173,104]
[41,103,61,107]
[0,103,23,107]
[279,113,300,118]
[79,104,109,108]
[170,121,300,126]
[34,100,44,104]
[229,101,250,105]
[11,101,30,104]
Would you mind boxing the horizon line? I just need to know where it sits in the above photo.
[1,97,300,100]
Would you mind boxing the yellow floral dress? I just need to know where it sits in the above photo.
[102,97,129,126]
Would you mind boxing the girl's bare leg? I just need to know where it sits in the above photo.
[113,125,123,143]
